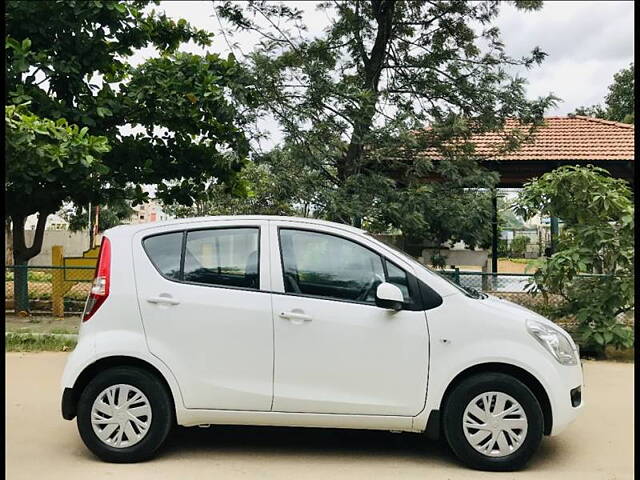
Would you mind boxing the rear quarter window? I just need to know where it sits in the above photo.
[142,232,183,280]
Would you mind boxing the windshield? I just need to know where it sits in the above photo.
[367,234,486,299]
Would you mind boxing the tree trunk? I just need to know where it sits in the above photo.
[337,0,396,226]
[5,219,12,266]
[11,211,50,313]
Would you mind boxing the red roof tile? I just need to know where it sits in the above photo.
[425,116,635,161]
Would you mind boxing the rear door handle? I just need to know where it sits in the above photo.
[147,296,180,306]
[279,311,312,323]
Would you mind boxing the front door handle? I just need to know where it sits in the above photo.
[279,311,312,323]
[147,295,180,306]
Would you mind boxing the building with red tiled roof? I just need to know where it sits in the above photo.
[467,116,634,187]
[415,115,634,271]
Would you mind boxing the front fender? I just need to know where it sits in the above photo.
[414,338,562,432]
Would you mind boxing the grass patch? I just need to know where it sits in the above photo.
[5,332,77,352]
[503,258,532,264]
[50,327,75,334]
[5,314,81,335]
[5,271,53,281]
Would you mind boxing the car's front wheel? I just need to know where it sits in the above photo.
[442,372,544,471]
[76,366,173,463]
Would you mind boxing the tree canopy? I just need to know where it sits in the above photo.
[5,103,111,310]
[5,0,254,267]
[213,0,557,248]
[572,63,634,124]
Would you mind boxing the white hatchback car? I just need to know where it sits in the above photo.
[61,216,583,470]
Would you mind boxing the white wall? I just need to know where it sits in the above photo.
[5,230,91,266]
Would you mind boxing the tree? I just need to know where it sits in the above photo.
[62,199,135,233]
[498,196,525,229]
[5,104,110,311]
[514,165,634,353]
[572,63,634,124]
[509,235,530,257]
[5,1,253,273]
[605,63,634,123]
[214,0,556,249]
[162,159,301,218]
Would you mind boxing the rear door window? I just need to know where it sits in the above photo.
[183,228,260,289]
[142,227,260,290]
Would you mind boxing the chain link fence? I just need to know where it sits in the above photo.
[5,265,93,315]
[440,269,634,334]
[4,265,634,333]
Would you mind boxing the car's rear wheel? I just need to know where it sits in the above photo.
[77,367,173,463]
[442,372,544,471]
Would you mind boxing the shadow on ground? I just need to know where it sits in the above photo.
[161,425,456,463]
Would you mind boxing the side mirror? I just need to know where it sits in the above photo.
[375,282,404,311]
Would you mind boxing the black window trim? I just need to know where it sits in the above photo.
[142,225,263,293]
[276,226,432,311]
[139,223,442,308]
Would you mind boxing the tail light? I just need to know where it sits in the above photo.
[83,237,111,322]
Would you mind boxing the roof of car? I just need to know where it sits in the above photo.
[106,215,367,236]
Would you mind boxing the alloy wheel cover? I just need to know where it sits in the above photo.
[90,384,153,448]
[462,391,528,457]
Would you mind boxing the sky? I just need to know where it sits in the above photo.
[135,0,634,120]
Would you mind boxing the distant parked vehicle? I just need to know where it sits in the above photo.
[61,216,583,471]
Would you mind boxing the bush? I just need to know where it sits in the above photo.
[515,165,634,354]
[497,239,510,257]
[509,236,530,257]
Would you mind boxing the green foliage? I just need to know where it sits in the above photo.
[163,145,338,218]
[497,239,510,257]
[515,165,634,351]
[605,63,634,124]
[5,0,253,248]
[5,104,111,220]
[510,236,531,257]
[62,199,134,232]
[572,63,634,124]
[163,159,301,217]
[5,333,77,352]
[215,0,556,245]
[499,197,525,229]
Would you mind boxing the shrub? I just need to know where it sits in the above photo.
[509,236,530,257]
[515,165,634,354]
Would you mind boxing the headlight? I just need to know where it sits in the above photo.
[526,319,577,366]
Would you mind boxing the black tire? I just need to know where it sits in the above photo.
[442,372,544,471]
[77,366,174,463]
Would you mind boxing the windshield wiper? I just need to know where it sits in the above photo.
[464,286,487,299]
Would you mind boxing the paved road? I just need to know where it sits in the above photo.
[6,353,634,480]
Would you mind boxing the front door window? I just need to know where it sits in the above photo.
[279,229,385,304]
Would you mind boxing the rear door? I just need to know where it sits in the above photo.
[133,219,273,411]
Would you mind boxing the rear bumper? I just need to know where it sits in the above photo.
[61,387,76,420]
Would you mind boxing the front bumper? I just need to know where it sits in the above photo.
[570,386,582,408]
[548,360,584,436]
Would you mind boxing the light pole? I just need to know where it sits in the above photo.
[88,202,92,248]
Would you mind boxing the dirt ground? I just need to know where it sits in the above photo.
[456,259,531,273]
[5,314,81,334]
[6,353,634,480]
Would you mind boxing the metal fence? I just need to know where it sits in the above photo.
[3,265,634,332]
[5,265,93,315]
[440,269,634,333]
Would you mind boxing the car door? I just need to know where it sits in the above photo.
[269,221,430,416]
[133,220,273,411]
